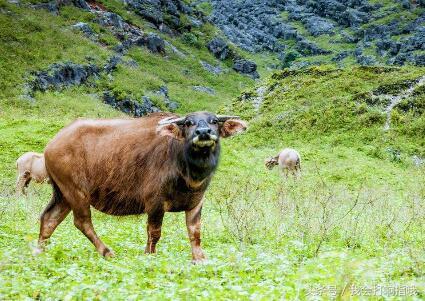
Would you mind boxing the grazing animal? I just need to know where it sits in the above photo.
[16,152,49,195]
[37,112,247,262]
[265,148,301,178]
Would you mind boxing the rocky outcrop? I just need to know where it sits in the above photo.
[207,37,231,60]
[156,86,179,111]
[141,33,165,53]
[104,55,122,74]
[232,59,259,79]
[208,0,286,52]
[29,62,99,94]
[31,0,90,14]
[295,38,331,56]
[205,38,259,78]
[103,91,160,117]
[71,22,98,41]
[93,9,166,55]
[123,0,204,34]
[205,0,425,67]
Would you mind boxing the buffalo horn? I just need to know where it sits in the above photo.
[216,115,240,122]
[158,116,186,125]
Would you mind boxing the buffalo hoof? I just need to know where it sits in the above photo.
[191,253,206,264]
[103,249,115,258]
[191,258,207,265]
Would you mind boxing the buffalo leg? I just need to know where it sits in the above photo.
[36,198,71,253]
[16,171,30,195]
[185,202,205,263]
[73,206,114,258]
[145,212,164,254]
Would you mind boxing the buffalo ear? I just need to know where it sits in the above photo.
[220,119,248,138]
[157,123,184,140]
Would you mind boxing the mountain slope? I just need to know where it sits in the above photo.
[227,66,425,159]
[0,0,256,114]
[201,0,425,68]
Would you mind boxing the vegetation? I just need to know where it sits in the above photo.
[0,0,424,300]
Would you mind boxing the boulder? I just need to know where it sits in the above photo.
[96,12,125,30]
[103,91,160,117]
[232,59,259,79]
[104,55,122,74]
[156,86,179,111]
[207,38,230,60]
[296,39,331,56]
[30,62,99,93]
[331,51,352,62]
[32,0,90,14]
[356,55,377,66]
[71,22,97,41]
[304,16,335,36]
[142,33,165,53]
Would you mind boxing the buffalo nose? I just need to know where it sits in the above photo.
[195,127,212,136]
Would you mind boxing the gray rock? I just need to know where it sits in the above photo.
[412,155,425,167]
[72,22,97,41]
[208,0,287,52]
[189,16,203,27]
[30,62,99,93]
[232,59,259,79]
[345,8,370,27]
[142,33,165,53]
[356,55,377,66]
[296,38,331,56]
[97,12,125,30]
[104,55,122,74]
[103,91,160,117]
[332,51,352,62]
[156,86,179,111]
[304,16,335,36]
[192,85,216,95]
[140,96,161,115]
[32,0,90,14]
[123,0,198,32]
[207,37,230,60]
[200,61,223,75]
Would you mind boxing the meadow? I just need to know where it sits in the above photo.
[0,0,424,299]
[1,66,424,300]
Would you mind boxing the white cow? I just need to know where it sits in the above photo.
[265,148,301,178]
[16,152,49,195]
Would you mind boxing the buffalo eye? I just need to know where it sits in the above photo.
[209,118,218,125]
[184,119,194,127]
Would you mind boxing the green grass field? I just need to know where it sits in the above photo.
[0,0,425,300]
[1,66,424,300]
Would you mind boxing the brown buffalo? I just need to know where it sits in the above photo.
[37,112,247,262]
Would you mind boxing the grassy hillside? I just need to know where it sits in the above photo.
[1,65,424,299]
[0,0,425,300]
[0,0,254,109]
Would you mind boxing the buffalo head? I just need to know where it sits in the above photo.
[157,112,247,148]
[265,156,279,170]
